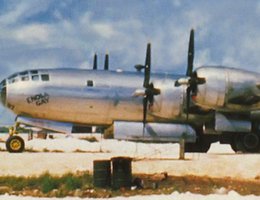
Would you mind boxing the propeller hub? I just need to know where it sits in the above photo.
[139,43,161,133]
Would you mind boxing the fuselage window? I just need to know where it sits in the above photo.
[41,74,49,81]
[87,80,94,87]
[32,75,39,81]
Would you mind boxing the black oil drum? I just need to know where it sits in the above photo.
[111,157,132,189]
[93,160,111,188]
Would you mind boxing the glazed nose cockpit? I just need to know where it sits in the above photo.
[0,79,6,106]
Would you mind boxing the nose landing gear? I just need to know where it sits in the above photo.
[5,124,25,153]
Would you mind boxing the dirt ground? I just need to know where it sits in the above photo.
[0,134,259,198]
[133,174,260,196]
[0,173,259,198]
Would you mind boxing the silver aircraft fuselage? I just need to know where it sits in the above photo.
[1,68,187,126]
[1,66,260,127]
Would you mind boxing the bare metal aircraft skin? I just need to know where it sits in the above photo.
[3,69,185,125]
[1,29,260,153]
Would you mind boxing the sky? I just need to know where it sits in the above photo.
[0,0,259,124]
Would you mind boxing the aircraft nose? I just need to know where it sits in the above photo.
[0,79,6,106]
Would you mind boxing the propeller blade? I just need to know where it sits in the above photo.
[145,43,151,68]
[186,29,194,76]
[143,96,148,135]
[143,43,151,87]
[93,54,97,70]
[140,43,160,134]
[135,64,145,72]
[186,86,191,120]
[104,54,109,70]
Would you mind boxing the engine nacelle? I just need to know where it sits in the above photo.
[193,67,226,109]
[113,121,196,143]
[214,113,251,133]
[193,66,260,111]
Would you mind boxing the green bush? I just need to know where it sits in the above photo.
[0,171,93,195]
[39,173,60,193]
[0,127,9,133]
[64,175,82,190]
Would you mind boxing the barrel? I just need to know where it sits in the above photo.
[93,160,111,188]
[112,157,132,189]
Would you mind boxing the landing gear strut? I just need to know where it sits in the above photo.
[5,124,25,153]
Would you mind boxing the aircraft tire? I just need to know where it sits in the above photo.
[199,141,211,153]
[233,134,246,153]
[242,133,260,153]
[185,139,211,153]
[6,135,25,153]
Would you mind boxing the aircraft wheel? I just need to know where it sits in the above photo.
[185,139,211,153]
[200,142,211,152]
[242,133,260,153]
[6,136,25,153]
[232,134,244,152]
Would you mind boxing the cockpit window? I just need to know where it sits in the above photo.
[41,74,49,81]
[8,73,19,84]
[32,75,39,81]
[30,70,38,75]
[19,71,28,76]
[21,76,29,81]
[20,71,29,81]
[11,77,19,83]
[8,73,18,80]
[7,70,50,84]
[0,80,6,87]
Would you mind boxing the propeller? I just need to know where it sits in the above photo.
[186,29,194,77]
[175,29,206,120]
[141,43,160,133]
[93,53,97,70]
[104,53,109,70]
[185,29,195,120]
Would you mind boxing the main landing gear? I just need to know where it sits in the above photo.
[231,133,260,153]
[5,125,25,153]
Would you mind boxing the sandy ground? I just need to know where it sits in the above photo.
[0,149,259,180]
[0,134,259,180]
[0,191,259,200]
[0,133,259,199]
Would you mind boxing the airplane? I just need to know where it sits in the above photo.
[0,29,260,153]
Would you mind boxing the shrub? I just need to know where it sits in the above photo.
[39,173,60,194]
